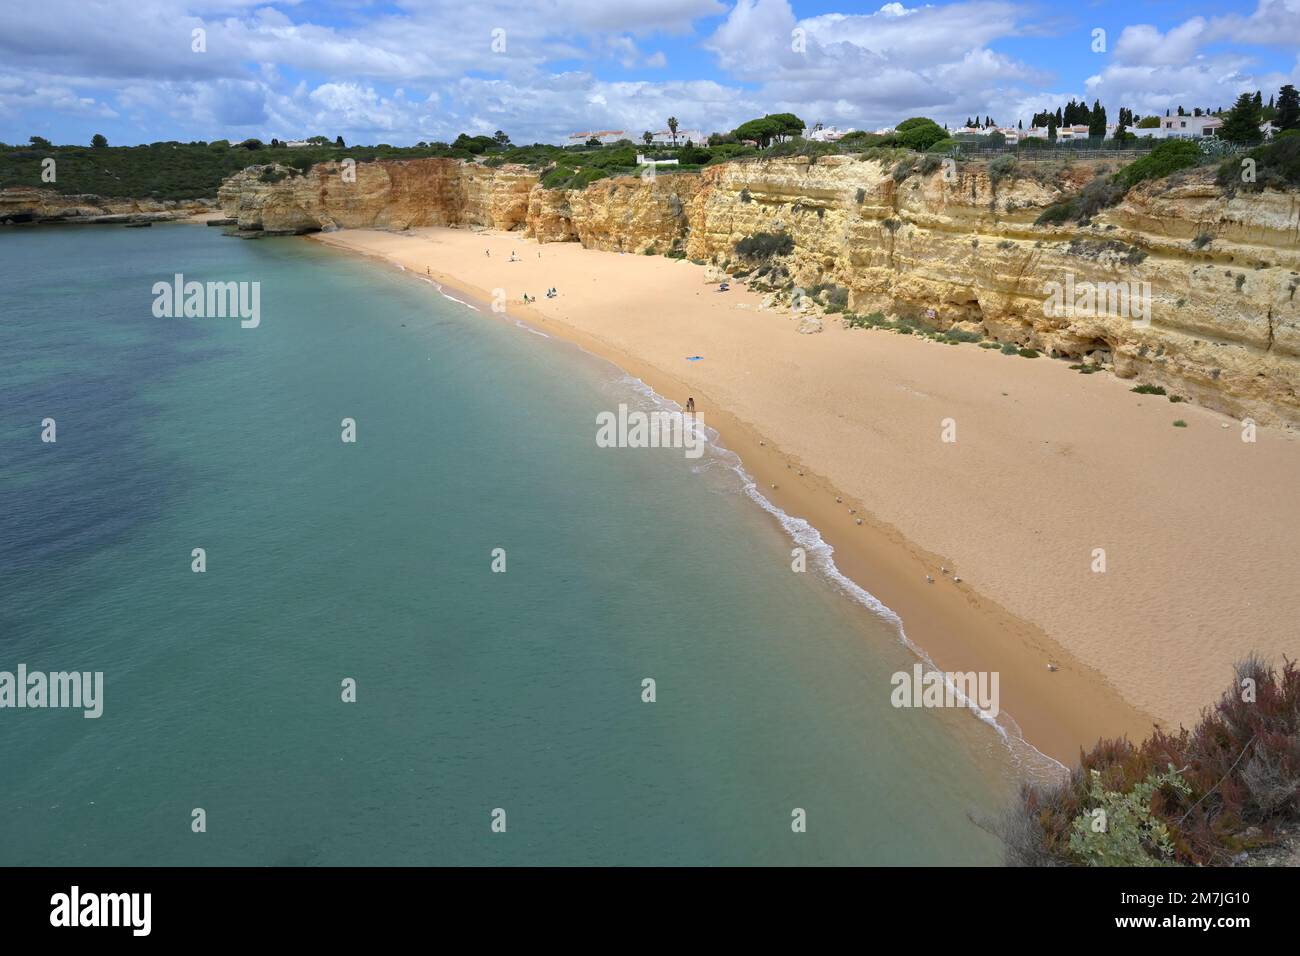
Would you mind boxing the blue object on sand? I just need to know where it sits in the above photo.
[686,356,703,361]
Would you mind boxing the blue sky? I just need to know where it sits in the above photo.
[0,0,1296,146]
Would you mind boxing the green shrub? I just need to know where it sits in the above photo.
[734,231,794,260]
[1173,419,1188,427]
[1034,201,1075,226]
[1034,175,1126,226]
[1217,134,1300,192]
[1113,139,1201,192]
[1068,766,1192,866]
[893,117,948,151]
[1000,342,1019,355]
[988,155,1017,185]
[1131,384,1166,395]
[1003,657,1300,867]
[1017,348,1039,358]
[810,284,849,310]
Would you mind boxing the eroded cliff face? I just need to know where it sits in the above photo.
[220,155,1300,426]
[0,187,213,224]
[218,159,536,233]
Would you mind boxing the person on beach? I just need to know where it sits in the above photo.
[485,249,490,257]
[686,397,696,414]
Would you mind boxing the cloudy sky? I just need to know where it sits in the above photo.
[1,0,1297,146]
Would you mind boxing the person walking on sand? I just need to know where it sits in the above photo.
[686,397,696,414]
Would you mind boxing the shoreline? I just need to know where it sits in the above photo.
[306,223,1300,770]
[312,226,1170,770]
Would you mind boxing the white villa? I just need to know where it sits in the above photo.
[806,125,858,142]
[569,130,626,145]
[646,128,707,146]
[1148,115,1223,139]
[954,125,1022,144]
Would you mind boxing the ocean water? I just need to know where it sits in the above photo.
[0,224,1021,865]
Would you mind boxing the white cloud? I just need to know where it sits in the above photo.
[1086,1,1300,118]
[0,0,1297,145]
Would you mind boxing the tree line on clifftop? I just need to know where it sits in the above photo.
[6,88,1297,202]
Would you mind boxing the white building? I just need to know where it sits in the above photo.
[955,125,1020,144]
[647,128,707,146]
[806,125,857,142]
[569,130,626,145]
[1151,115,1222,139]
[1056,124,1093,141]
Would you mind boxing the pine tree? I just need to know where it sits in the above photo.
[1220,92,1263,145]
[1276,84,1299,131]
[1089,100,1107,139]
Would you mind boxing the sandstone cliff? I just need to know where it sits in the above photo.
[0,187,214,224]
[219,155,1300,426]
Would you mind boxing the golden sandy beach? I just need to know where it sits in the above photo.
[311,224,1300,766]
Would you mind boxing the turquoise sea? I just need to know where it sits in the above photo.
[0,224,1022,865]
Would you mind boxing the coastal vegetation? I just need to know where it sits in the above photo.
[0,129,752,199]
[734,230,795,260]
[1035,140,1202,225]
[1217,131,1300,193]
[1000,657,1300,866]
[0,136,473,200]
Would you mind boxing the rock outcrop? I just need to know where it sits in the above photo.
[219,154,1300,426]
[0,187,214,224]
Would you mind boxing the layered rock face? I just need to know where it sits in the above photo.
[218,160,536,233]
[0,187,213,224]
[220,155,1300,426]
[685,156,1300,426]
